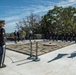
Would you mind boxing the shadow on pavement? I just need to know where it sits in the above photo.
[13,59,27,63]
[68,51,76,58]
[48,54,68,63]
[16,60,33,66]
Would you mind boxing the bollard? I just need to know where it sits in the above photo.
[33,42,40,62]
[27,42,34,59]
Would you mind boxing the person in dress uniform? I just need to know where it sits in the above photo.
[74,32,76,43]
[14,30,17,43]
[0,20,6,68]
[70,32,73,42]
[66,32,68,42]
[61,32,64,41]
[17,31,20,42]
[29,30,33,41]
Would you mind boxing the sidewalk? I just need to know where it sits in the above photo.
[0,43,76,75]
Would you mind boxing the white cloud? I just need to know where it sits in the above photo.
[68,0,76,2]
[33,5,53,14]
[6,21,17,26]
[57,1,76,7]
[0,16,19,22]
[5,21,17,33]
[4,16,19,22]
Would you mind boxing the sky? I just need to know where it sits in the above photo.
[0,0,76,33]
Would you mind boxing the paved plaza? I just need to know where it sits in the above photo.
[0,42,76,75]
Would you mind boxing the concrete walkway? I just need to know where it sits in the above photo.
[0,44,76,75]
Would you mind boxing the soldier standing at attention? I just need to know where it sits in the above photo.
[14,30,17,43]
[29,30,33,41]
[17,31,20,42]
[66,32,68,42]
[74,32,76,43]
[0,20,6,68]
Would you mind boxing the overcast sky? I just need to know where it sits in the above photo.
[0,0,76,33]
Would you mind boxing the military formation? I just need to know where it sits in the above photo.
[45,31,76,42]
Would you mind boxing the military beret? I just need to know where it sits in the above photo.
[0,20,5,24]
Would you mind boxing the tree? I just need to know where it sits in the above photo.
[16,13,41,36]
[40,6,76,35]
